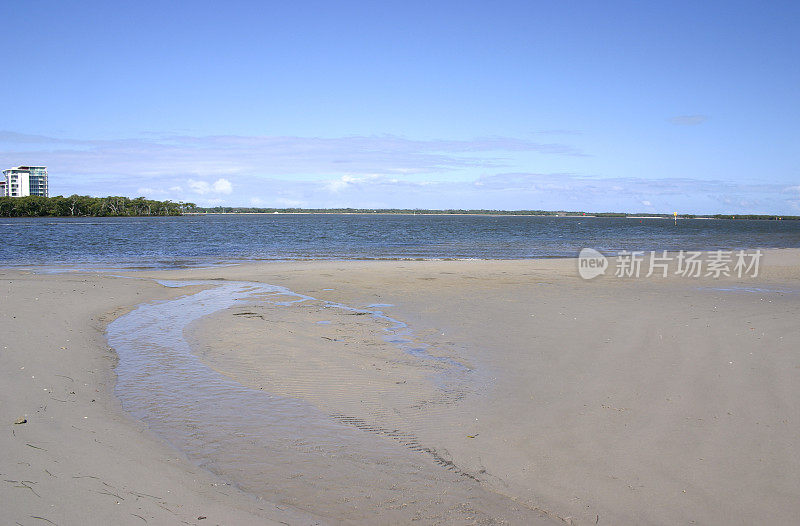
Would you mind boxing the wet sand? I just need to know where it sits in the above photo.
[2,250,800,524]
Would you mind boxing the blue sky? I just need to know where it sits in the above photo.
[1,1,798,213]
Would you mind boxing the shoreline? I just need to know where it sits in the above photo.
[184,212,596,217]
[6,246,800,275]
[3,251,800,524]
[183,212,795,220]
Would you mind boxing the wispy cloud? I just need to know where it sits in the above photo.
[1,131,797,213]
[0,131,585,182]
[669,115,709,126]
[469,172,795,211]
[40,170,800,214]
[268,172,796,213]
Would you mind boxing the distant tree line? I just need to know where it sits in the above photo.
[709,214,800,220]
[0,195,196,217]
[3,199,797,219]
[192,207,620,215]
[190,207,800,220]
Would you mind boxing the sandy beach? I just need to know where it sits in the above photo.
[2,250,799,525]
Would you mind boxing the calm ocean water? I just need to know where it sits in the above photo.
[1,214,799,269]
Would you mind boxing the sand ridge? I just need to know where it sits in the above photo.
[141,251,800,524]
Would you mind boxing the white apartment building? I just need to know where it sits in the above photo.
[1,166,49,197]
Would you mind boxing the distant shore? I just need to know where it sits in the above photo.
[186,210,799,220]
[2,194,798,219]
[183,212,756,220]
[185,211,598,217]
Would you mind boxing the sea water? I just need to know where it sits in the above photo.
[2,214,799,268]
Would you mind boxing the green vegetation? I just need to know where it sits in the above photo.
[194,206,587,215]
[2,198,797,220]
[0,195,195,217]
[191,207,800,220]
[710,214,800,220]
[193,206,626,216]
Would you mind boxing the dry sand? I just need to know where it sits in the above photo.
[2,250,799,525]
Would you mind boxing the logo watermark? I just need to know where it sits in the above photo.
[578,248,609,279]
[578,249,762,280]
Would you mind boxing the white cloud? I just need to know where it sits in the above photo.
[325,175,361,192]
[188,178,232,195]
[641,200,652,206]
[212,178,233,194]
